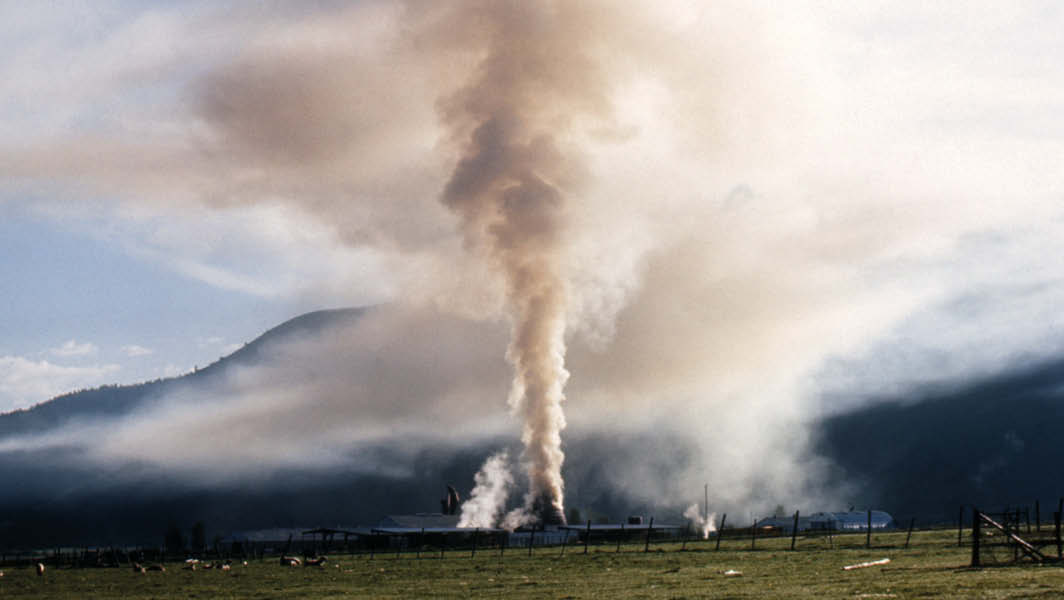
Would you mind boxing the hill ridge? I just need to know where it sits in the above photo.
[0,306,370,439]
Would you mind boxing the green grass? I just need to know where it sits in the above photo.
[2,529,1062,599]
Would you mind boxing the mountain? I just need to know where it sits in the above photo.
[0,306,657,547]
[0,307,423,547]
[0,307,371,439]
[814,357,1064,523]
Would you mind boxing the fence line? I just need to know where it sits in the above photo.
[0,522,958,570]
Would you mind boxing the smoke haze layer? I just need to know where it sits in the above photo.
[3,1,1064,523]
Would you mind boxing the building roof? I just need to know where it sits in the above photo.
[809,511,894,523]
[224,527,329,542]
[378,514,462,529]
[302,527,361,536]
[755,516,811,529]
[371,526,505,534]
[558,523,685,531]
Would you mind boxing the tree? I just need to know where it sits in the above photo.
[567,507,582,524]
[164,521,185,553]
[190,521,206,552]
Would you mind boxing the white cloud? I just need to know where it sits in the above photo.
[50,339,98,357]
[24,200,395,307]
[121,344,153,357]
[0,356,119,412]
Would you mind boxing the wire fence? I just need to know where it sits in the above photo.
[10,501,1062,570]
[0,517,966,570]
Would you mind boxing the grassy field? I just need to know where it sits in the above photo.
[1,528,1062,599]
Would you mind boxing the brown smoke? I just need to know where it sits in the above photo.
[433,1,616,525]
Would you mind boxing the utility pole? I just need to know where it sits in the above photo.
[704,484,709,523]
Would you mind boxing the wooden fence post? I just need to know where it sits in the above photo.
[904,517,915,549]
[716,514,727,551]
[790,510,800,551]
[617,523,624,553]
[958,506,964,547]
[528,527,535,557]
[644,518,655,553]
[1037,500,1041,533]
[1003,509,1013,560]
[584,520,592,555]
[1055,512,1061,559]
[1013,511,1019,562]
[971,508,981,567]
[471,528,478,559]
[866,510,872,549]
[751,518,757,550]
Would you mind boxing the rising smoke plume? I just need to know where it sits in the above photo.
[436,2,620,526]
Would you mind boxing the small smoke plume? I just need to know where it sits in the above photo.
[457,451,513,529]
[501,505,534,532]
[683,504,717,539]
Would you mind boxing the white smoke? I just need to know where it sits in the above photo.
[501,504,535,532]
[4,1,1064,521]
[684,503,718,539]
[457,450,513,529]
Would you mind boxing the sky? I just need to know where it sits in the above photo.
[0,194,389,410]
[2,1,1064,513]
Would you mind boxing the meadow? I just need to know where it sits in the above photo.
[1,528,1061,599]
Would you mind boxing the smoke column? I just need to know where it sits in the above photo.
[457,451,513,528]
[437,2,605,526]
[684,504,718,539]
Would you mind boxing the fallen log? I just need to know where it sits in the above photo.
[843,557,890,571]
